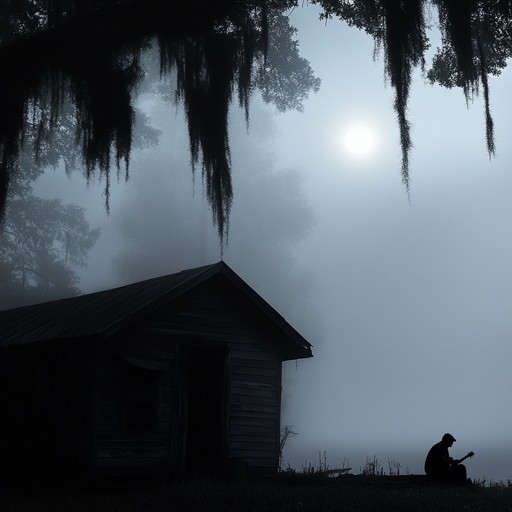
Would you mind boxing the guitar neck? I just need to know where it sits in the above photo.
[459,452,474,463]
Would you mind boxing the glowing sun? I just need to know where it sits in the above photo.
[343,125,376,156]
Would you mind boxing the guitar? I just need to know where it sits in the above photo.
[453,451,475,465]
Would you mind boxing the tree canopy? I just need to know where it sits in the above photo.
[0,194,100,309]
[316,0,512,188]
[1,0,511,243]
[0,0,320,245]
[0,111,101,309]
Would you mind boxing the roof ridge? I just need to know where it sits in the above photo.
[0,260,312,362]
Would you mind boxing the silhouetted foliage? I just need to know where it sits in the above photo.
[1,0,511,243]
[0,109,102,310]
[428,1,512,89]
[0,193,100,309]
[427,1,512,156]
[0,0,319,245]
[255,10,321,112]
[315,0,511,186]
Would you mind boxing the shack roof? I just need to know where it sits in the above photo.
[0,261,312,359]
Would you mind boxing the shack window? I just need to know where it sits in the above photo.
[123,363,160,431]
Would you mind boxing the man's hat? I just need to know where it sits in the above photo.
[442,433,456,442]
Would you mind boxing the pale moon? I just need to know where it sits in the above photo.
[343,126,375,155]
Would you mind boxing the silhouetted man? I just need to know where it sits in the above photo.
[425,433,471,484]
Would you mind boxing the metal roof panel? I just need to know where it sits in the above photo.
[0,262,312,359]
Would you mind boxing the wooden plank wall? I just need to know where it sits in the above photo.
[144,277,283,474]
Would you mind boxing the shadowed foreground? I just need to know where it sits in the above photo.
[1,479,512,512]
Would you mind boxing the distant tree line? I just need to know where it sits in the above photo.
[0,109,101,310]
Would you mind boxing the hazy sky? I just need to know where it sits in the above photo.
[31,4,512,482]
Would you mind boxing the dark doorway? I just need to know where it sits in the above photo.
[122,363,159,431]
[180,345,227,476]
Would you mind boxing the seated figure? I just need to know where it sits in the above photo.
[424,433,473,484]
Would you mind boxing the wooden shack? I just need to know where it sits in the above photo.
[0,261,312,480]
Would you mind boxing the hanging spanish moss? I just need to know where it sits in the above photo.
[381,0,426,190]
[429,0,512,158]
[164,33,236,246]
[317,0,510,186]
[1,0,512,244]
[0,34,142,214]
[476,23,496,157]
[0,0,268,245]
[318,0,427,187]
[159,7,264,245]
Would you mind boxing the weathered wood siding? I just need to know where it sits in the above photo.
[143,276,284,474]
[0,262,310,482]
